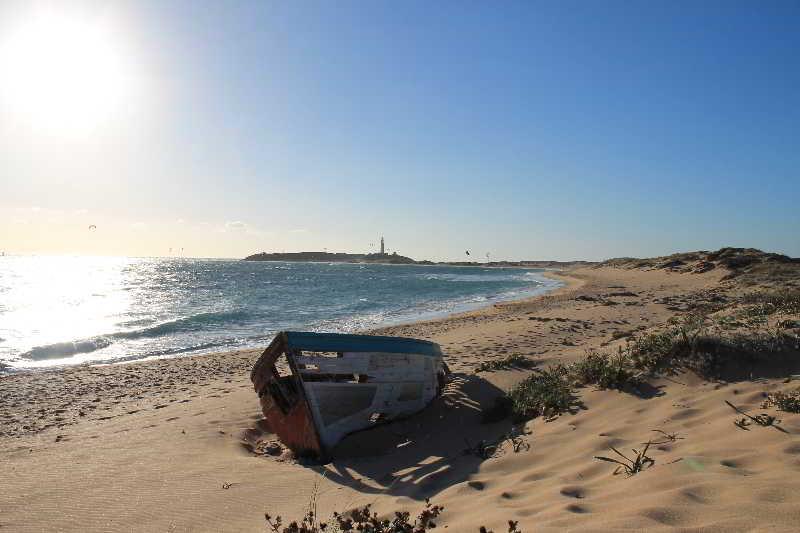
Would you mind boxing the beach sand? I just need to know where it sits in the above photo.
[2,264,800,531]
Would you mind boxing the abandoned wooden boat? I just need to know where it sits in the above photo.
[250,331,447,459]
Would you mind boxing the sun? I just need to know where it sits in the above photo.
[0,8,134,136]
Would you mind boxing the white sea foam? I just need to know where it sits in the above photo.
[0,256,561,371]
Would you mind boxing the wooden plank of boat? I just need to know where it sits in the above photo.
[250,331,447,460]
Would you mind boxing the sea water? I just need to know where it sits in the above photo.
[0,256,561,371]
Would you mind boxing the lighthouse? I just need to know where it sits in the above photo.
[380,236,385,255]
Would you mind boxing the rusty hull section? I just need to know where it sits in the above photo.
[250,333,323,457]
[250,331,446,460]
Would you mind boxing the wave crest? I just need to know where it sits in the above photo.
[22,337,113,360]
[112,309,250,339]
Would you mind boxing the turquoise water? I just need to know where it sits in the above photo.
[0,257,560,371]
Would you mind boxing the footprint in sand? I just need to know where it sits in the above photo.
[560,486,588,499]
[565,503,590,514]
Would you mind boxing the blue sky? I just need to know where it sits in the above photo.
[1,0,798,260]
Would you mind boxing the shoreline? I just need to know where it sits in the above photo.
[0,268,583,442]
[2,267,566,376]
[3,264,800,531]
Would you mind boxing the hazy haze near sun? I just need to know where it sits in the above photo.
[1,1,798,261]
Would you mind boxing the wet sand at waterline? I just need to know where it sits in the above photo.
[2,265,800,531]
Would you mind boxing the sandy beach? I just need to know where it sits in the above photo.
[2,256,800,532]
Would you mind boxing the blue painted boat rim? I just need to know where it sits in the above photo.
[281,331,442,357]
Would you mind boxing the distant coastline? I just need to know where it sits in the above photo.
[243,251,594,269]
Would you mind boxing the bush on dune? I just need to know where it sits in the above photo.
[265,498,523,533]
[506,365,578,421]
[571,348,641,390]
[763,388,800,413]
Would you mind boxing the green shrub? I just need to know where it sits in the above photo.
[628,329,681,372]
[507,365,578,420]
[740,290,800,314]
[572,349,641,389]
[475,354,535,373]
[627,314,709,373]
[763,387,800,413]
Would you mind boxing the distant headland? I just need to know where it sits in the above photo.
[243,251,425,265]
[242,251,593,269]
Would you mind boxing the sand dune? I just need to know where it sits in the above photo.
[2,261,799,531]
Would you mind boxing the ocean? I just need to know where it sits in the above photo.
[0,256,561,372]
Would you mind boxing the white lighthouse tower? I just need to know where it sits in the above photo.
[380,236,385,255]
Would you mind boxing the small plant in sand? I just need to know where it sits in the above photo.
[726,400,788,433]
[266,497,522,533]
[648,429,684,445]
[266,500,444,533]
[595,441,655,476]
[480,521,522,533]
[463,437,498,460]
[762,388,800,414]
[626,313,707,373]
[506,364,579,421]
[740,289,800,315]
[627,328,680,373]
[464,426,531,458]
[571,348,641,390]
[475,354,535,373]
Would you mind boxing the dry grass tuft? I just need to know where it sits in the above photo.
[595,441,656,476]
[762,387,800,413]
[475,354,535,373]
[726,400,788,433]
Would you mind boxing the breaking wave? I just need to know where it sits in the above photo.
[22,337,113,360]
[2,257,560,369]
[111,309,251,339]
[20,309,252,360]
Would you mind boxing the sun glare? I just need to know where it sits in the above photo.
[0,8,134,136]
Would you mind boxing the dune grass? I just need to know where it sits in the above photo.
[763,387,800,413]
[475,354,535,373]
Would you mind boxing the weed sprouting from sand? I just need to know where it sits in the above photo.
[627,328,682,373]
[626,309,799,379]
[649,429,684,445]
[506,365,580,421]
[505,426,532,453]
[480,521,522,533]
[762,387,800,413]
[740,290,800,315]
[595,441,656,476]
[475,354,535,373]
[725,400,788,433]
[491,349,643,424]
[571,348,641,390]
[266,496,520,532]
[464,426,531,458]
[463,437,498,459]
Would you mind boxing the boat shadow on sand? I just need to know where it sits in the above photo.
[307,371,524,501]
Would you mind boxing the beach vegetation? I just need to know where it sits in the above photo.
[595,441,655,476]
[762,387,800,413]
[739,289,800,314]
[571,348,641,390]
[648,429,684,445]
[475,354,535,373]
[266,497,523,532]
[506,365,580,421]
[726,400,788,433]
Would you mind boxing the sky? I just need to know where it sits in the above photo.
[0,0,798,262]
